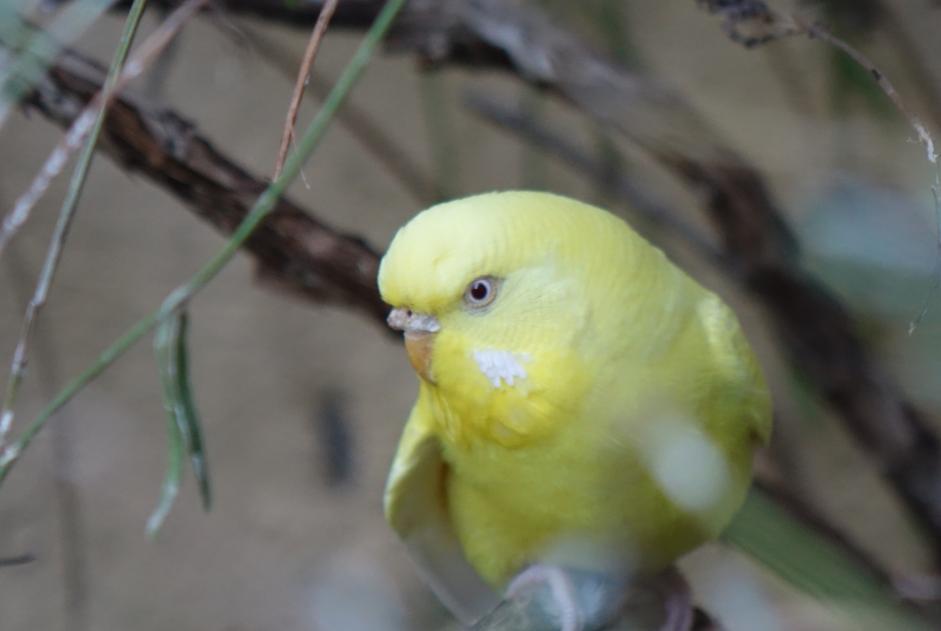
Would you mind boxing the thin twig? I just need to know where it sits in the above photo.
[787,14,941,331]
[0,0,407,484]
[807,26,936,164]
[875,1,941,135]
[0,0,210,258]
[273,0,338,179]
[0,0,151,452]
[214,19,434,203]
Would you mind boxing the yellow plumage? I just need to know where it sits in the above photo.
[378,191,771,622]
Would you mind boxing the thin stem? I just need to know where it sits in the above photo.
[0,0,150,451]
[803,20,937,164]
[218,21,434,203]
[273,0,339,179]
[876,1,941,134]
[0,0,408,484]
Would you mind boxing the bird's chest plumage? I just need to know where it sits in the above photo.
[425,351,748,587]
[423,354,645,585]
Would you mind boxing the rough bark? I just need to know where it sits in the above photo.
[23,47,387,325]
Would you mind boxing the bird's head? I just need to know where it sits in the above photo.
[378,192,659,442]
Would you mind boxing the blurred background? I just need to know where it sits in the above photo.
[2,0,941,629]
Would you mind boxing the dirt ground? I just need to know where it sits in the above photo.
[2,2,940,630]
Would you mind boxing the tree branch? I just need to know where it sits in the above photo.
[21,44,388,326]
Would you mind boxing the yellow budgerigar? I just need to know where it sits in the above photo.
[378,191,771,629]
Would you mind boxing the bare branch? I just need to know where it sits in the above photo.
[273,0,339,179]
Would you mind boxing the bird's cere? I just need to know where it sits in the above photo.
[472,349,531,388]
[387,308,440,335]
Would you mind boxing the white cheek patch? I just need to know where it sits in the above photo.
[472,349,531,388]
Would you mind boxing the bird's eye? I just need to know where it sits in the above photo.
[464,276,498,308]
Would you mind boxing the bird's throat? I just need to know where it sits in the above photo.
[404,332,435,382]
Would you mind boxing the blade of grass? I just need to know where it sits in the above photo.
[0,0,408,485]
[172,311,210,509]
[724,489,928,629]
[148,308,209,534]
[146,411,184,537]
[148,310,187,537]
[0,0,150,452]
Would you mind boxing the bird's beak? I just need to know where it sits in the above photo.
[387,308,440,382]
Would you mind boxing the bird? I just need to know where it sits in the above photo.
[378,191,771,630]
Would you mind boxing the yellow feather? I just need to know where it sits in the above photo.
[380,191,771,609]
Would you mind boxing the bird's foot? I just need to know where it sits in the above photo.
[495,564,697,631]
[506,564,582,631]
[650,567,693,631]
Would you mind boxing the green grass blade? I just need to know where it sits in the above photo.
[149,308,211,535]
[724,488,927,629]
[148,312,186,537]
[173,312,211,509]
[146,408,184,538]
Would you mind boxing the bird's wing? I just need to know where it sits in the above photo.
[699,293,773,445]
[384,401,500,625]
[734,327,773,446]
